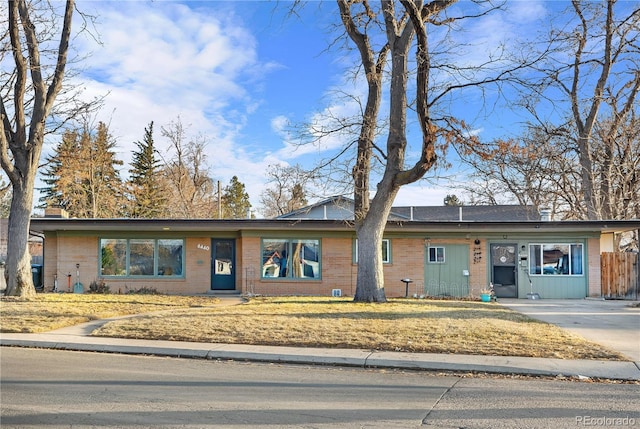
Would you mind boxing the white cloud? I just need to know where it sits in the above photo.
[390,184,452,207]
[270,115,289,135]
[54,1,287,209]
[32,0,551,215]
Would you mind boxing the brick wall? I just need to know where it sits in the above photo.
[587,237,602,297]
[40,231,593,298]
[45,234,213,295]
[244,236,487,298]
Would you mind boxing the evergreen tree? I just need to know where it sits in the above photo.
[128,122,167,218]
[222,176,251,219]
[39,122,124,218]
[444,194,463,206]
[39,130,83,212]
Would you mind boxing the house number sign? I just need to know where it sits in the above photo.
[197,244,210,251]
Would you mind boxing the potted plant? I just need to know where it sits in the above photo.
[479,287,493,302]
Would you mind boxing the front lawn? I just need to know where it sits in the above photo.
[88,296,626,361]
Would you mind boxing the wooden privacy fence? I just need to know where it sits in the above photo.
[601,252,639,299]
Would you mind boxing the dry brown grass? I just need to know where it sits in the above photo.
[0,294,219,333]
[91,296,626,361]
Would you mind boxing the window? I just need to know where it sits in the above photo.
[354,239,391,264]
[100,238,184,277]
[262,239,320,279]
[158,239,184,276]
[129,239,154,275]
[428,246,445,263]
[529,243,583,276]
[101,239,126,276]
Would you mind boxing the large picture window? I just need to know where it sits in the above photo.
[354,239,391,264]
[100,238,184,278]
[529,243,583,276]
[262,239,320,279]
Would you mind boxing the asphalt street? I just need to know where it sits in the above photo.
[2,347,639,429]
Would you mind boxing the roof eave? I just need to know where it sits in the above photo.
[29,218,640,234]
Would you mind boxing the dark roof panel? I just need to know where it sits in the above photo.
[391,205,541,221]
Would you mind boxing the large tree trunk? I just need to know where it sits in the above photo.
[354,192,397,302]
[4,179,36,297]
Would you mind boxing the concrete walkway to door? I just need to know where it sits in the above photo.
[499,298,640,363]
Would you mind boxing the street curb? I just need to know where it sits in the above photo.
[2,336,639,381]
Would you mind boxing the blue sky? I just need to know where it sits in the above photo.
[49,0,559,213]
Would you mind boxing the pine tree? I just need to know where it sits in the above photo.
[39,130,83,212]
[222,176,252,219]
[128,122,167,218]
[81,122,125,218]
[444,194,463,206]
[39,122,124,218]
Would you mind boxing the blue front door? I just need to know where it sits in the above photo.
[211,239,235,290]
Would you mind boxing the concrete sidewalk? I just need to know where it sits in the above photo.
[2,298,640,382]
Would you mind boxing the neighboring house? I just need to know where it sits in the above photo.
[278,196,542,222]
[29,201,640,299]
[1,217,43,264]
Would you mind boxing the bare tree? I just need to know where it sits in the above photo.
[260,164,311,218]
[459,124,584,218]
[455,1,639,230]
[1,0,79,296]
[159,117,217,218]
[521,0,640,220]
[330,0,527,302]
[592,113,640,221]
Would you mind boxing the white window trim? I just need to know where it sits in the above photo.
[528,243,584,276]
[354,239,391,264]
[428,246,446,263]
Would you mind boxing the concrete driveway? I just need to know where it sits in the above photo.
[500,299,640,363]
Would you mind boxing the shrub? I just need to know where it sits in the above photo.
[88,280,110,294]
[125,286,161,295]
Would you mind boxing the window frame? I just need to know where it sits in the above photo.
[99,238,185,279]
[261,238,321,280]
[353,238,391,264]
[528,243,584,276]
[427,246,446,263]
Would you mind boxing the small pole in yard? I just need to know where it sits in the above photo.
[401,278,413,298]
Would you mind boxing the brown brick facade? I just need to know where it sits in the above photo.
[39,231,602,298]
